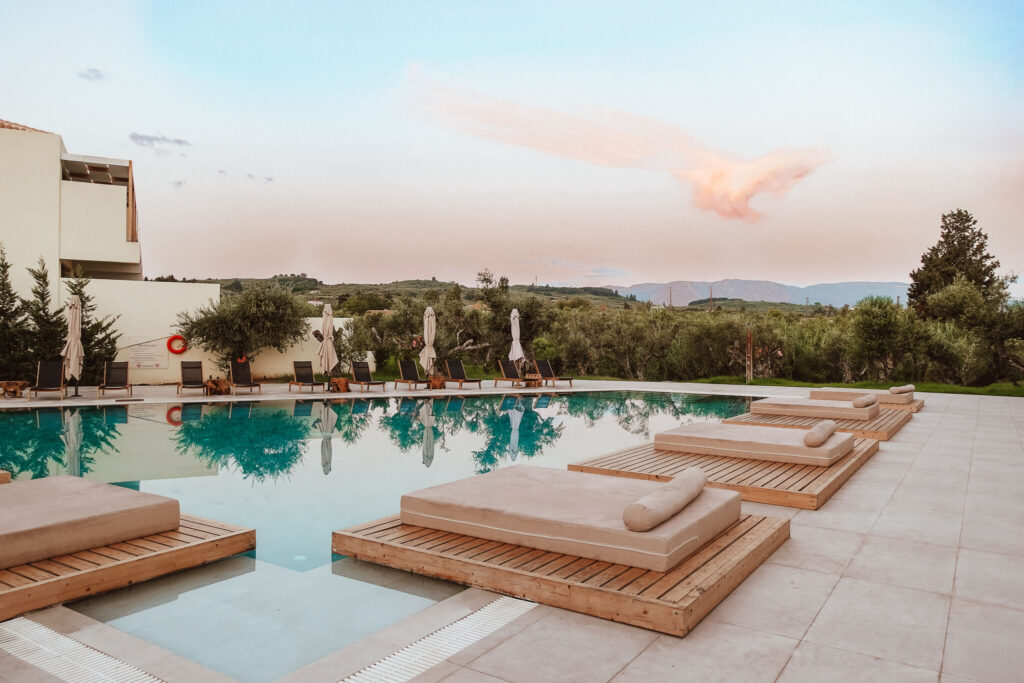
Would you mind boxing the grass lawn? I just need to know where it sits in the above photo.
[691,376,1024,397]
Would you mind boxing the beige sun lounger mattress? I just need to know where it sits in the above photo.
[654,422,855,466]
[0,476,180,570]
[809,388,914,405]
[401,465,740,572]
[751,397,879,420]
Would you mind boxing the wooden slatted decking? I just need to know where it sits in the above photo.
[0,515,256,621]
[333,513,789,637]
[569,438,879,510]
[723,408,911,440]
[892,399,925,413]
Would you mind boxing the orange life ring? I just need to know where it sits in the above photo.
[237,355,247,363]
[167,335,187,354]
[166,406,182,426]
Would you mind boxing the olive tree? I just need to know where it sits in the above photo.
[176,285,310,370]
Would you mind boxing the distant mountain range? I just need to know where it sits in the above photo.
[607,279,909,307]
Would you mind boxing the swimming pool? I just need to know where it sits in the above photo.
[0,391,751,681]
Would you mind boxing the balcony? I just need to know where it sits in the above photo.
[59,180,142,278]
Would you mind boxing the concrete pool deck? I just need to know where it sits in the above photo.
[2,381,1022,682]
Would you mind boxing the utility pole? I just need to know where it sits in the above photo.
[745,328,753,383]
[709,285,714,312]
[668,287,672,308]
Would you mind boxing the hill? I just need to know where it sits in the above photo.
[609,279,908,307]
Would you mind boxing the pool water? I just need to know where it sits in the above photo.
[0,391,750,681]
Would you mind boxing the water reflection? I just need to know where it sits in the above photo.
[0,406,121,478]
[0,392,751,482]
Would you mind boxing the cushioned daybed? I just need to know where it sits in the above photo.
[751,396,880,420]
[653,422,854,467]
[809,387,924,412]
[334,466,789,636]
[0,476,255,620]
[400,465,740,572]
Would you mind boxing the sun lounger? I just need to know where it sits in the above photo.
[396,359,429,390]
[177,360,208,395]
[445,360,482,389]
[334,465,788,636]
[495,359,524,387]
[350,361,385,392]
[230,359,262,394]
[289,360,326,393]
[98,361,132,396]
[725,404,910,441]
[809,387,923,412]
[0,476,255,620]
[534,359,573,387]
[653,422,854,466]
[751,396,880,420]
[29,360,66,399]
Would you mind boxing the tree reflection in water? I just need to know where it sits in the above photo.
[1,392,750,482]
[0,406,120,479]
[173,403,310,481]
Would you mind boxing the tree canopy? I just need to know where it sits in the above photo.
[908,210,1013,315]
[176,284,310,369]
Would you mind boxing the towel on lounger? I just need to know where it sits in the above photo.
[890,384,915,394]
[852,394,877,408]
[803,420,838,447]
[623,467,706,532]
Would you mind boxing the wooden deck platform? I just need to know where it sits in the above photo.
[723,408,911,440]
[892,399,925,413]
[0,515,256,621]
[333,513,789,637]
[569,438,879,510]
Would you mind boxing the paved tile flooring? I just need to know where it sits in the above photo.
[3,382,1022,682]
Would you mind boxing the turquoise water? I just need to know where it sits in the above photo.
[0,391,750,681]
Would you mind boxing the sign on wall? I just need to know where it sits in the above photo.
[125,336,169,369]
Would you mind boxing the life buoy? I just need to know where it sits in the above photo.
[167,335,187,354]
[166,406,182,426]
[236,355,247,363]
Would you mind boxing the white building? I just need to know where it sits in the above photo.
[0,118,220,384]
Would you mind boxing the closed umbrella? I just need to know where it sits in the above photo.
[508,308,525,364]
[61,294,85,394]
[508,398,524,462]
[418,401,436,467]
[318,304,339,376]
[61,408,82,477]
[419,307,437,377]
[314,401,335,475]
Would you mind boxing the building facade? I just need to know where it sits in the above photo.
[0,118,221,384]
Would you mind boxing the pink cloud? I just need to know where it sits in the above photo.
[409,67,828,221]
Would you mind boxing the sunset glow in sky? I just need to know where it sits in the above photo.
[2,1,1022,292]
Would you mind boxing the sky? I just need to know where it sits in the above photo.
[1,1,1022,292]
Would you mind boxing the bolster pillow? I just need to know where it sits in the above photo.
[890,384,915,394]
[852,394,877,408]
[623,467,707,532]
[804,420,838,447]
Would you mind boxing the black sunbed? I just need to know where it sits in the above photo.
[290,360,325,393]
[535,359,574,387]
[177,361,208,395]
[230,360,262,394]
[99,361,132,396]
[30,360,67,399]
[445,359,483,389]
[495,359,523,387]
[396,359,429,390]
[350,361,385,392]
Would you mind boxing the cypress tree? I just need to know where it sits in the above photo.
[22,258,66,362]
[0,245,30,378]
[908,209,1013,316]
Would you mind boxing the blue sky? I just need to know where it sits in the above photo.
[1,1,1021,290]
